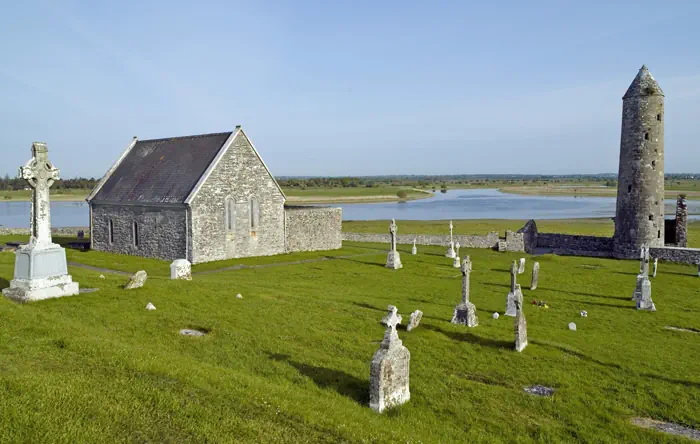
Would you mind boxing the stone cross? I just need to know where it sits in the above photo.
[642,246,650,277]
[510,260,518,293]
[20,142,60,247]
[389,219,397,252]
[380,307,402,349]
[449,220,454,243]
[461,256,472,304]
[652,258,658,278]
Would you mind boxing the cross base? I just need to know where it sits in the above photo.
[3,244,79,303]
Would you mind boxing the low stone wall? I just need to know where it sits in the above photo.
[650,246,700,265]
[0,227,88,237]
[536,233,614,252]
[284,206,342,252]
[341,231,527,251]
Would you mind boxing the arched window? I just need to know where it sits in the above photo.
[108,219,114,244]
[133,221,139,247]
[250,197,259,230]
[225,198,235,232]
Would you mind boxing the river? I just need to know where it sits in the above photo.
[1,189,698,228]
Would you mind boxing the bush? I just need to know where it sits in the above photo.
[397,190,408,199]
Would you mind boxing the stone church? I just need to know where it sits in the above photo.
[87,126,342,263]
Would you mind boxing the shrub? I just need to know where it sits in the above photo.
[397,190,408,199]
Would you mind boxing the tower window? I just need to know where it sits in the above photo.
[658,230,661,239]
[649,215,654,221]
[657,114,661,121]
[628,185,632,193]
[108,219,114,244]
[651,160,656,169]
[644,132,649,140]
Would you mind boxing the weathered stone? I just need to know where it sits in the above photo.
[2,143,79,303]
[452,255,461,268]
[524,385,555,397]
[236,293,243,299]
[636,279,656,311]
[411,239,417,255]
[145,302,156,310]
[385,219,402,270]
[518,258,526,274]
[451,256,479,327]
[632,274,644,302]
[497,240,507,252]
[79,288,99,294]
[652,258,658,278]
[569,322,577,331]
[170,259,192,280]
[674,195,688,247]
[124,270,147,289]
[180,328,206,336]
[509,260,517,293]
[492,312,500,319]
[406,310,423,332]
[99,274,105,279]
[530,262,539,290]
[381,305,402,326]
[506,284,523,317]
[369,309,410,413]
[631,417,700,441]
[514,299,527,352]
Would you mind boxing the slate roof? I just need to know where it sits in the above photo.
[623,65,664,99]
[92,132,232,204]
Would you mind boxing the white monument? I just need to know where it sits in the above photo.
[2,143,79,302]
[445,220,456,258]
[385,219,403,270]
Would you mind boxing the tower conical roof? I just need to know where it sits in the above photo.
[623,65,664,99]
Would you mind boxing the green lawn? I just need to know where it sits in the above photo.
[1,239,699,442]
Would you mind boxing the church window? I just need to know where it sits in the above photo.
[226,198,235,232]
[133,221,139,247]
[108,219,114,244]
[250,198,259,230]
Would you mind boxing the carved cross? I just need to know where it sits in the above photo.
[19,142,60,246]
[381,309,401,348]
[389,219,397,252]
[461,256,472,304]
[461,256,472,275]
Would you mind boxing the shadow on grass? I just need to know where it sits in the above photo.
[561,299,634,310]
[536,287,629,301]
[423,324,512,349]
[0,277,9,291]
[335,257,386,268]
[267,353,369,404]
[481,282,511,290]
[351,302,385,312]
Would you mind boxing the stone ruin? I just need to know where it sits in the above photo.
[530,262,539,290]
[2,143,79,303]
[370,307,410,413]
[451,256,478,327]
[385,219,403,270]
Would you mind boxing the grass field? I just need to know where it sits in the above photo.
[1,235,699,442]
[283,186,431,204]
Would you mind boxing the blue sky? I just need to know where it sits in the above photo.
[1,1,699,178]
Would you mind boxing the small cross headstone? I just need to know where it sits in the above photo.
[370,306,411,413]
[406,310,423,332]
[518,258,526,274]
[514,299,527,352]
[411,238,417,255]
[530,262,539,290]
[451,257,478,327]
[381,305,402,326]
[385,219,403,269]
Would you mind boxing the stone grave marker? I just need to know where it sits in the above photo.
[407,310,423,331]
[652,258,658,278]
[381,305,402,326]
[518,258,526,274]
[451,257,478,327]
[170,259,192,280]
[514,298,527,352]
[530,262,539,290]
[2,143,79,302]
[385,219,403,270]
[452,243,461,268]
[411,239,417,255]
[125,270,148,290]
[370,308,410,413]
[636,279,656,311]
[505,261,519,316]
[445,220,456,258]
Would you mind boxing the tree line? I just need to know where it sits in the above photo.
[0,174,98,191]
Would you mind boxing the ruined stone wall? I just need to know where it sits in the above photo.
[284,206,342,252]
[189,131,286,263]
[650,246,700,265]
[90,203,187,261]
[536,233,614,252]
[517,220,538,254]
[342,231,510,250]
[613,77,665,256]
[675,196,688,247]
[0,227,89,237]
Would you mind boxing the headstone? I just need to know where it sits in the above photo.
[505,261,519,316]
[697,261,700,278]
[406,310,423,332]
[568,322,577,331]
[518,258,526,274]
[452,255,461,268]
[652,258,658,278]
[530,262,539,290]
[632,274,644,302]
[506,284,523,317]
[451,257,478,327]
[381,305,402,326]
[125,270,148,289]
[633,246,651,301]
[492,312,500,319]
[170,259,192,280]
[514,299,527,352]
[369,308,410,413]
[445,221,456,258]
[145,302,156,310]
[411,238,417,255]
[636,279,656,311]
[385,219,403,269]
[2,143,79,303]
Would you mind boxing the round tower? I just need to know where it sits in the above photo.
[613,65,665,258]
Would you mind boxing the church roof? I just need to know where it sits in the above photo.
[623,65,664,99]
[90,132,232,204]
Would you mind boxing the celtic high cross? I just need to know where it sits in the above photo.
[20,142,60,247]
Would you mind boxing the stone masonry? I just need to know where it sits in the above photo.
[675,195,688,248]
[284,206,342,253]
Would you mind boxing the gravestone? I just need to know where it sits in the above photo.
[636,279,656,311]
[445,221,456,258]
[514,299,527,352]
[530,262,540,290]
[170,259,192,280]
[381,305,402,326]
[385,219,403,270]
[633,246,650,302]
[505,261,519,316]
[518,258,526,274]
[451,257,478,327]
[652,258,658,278]
[411,239,417,255]
[125,270,148,289]
[2,143,79,302]
[369,308,410,413]
[506,284,523,317]
[407,310,423,332]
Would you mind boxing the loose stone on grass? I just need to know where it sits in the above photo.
[524,385,555,397]
[99,274,105,279]
[569,322,577,331]
[492,312,500,319]
[631,417,700,441]
[125,270,147,289]
[79,288,99,294]
[407,310,423,332]
[664,326,700,334]
[179,329,207,337]
[145,302,156,311]
[170,259,192,280]
[236,293,243,299]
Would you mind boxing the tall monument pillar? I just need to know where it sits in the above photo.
[2,143,79,302]
[613,65,665,258]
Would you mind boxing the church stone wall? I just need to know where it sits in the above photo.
[342,231,507,250]
[284,206,342,252]
[90,203,187,261]
[189,132,286,264]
